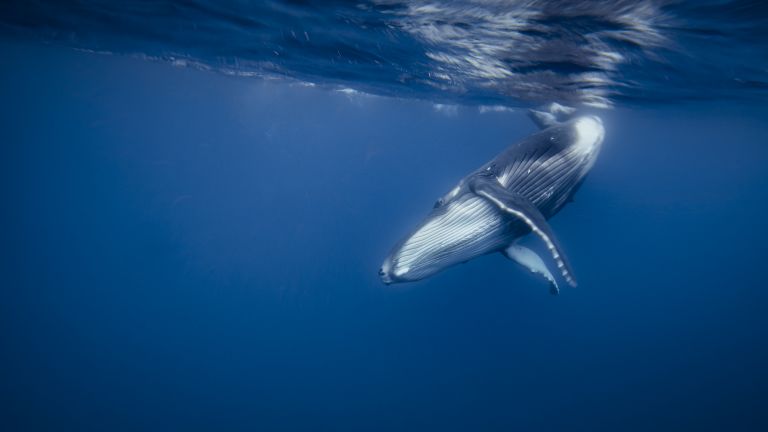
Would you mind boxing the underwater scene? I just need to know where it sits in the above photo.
[1,1,767,431]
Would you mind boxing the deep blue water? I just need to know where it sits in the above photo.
[1,2,768,431]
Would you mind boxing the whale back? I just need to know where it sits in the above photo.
[485,117,604,217]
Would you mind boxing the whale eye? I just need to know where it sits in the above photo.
[433,198,444,208]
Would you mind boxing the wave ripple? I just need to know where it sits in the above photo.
[1,0,766,108]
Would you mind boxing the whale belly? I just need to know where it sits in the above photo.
[394,195,515,277]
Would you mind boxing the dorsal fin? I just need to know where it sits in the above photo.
[527,102,577,130]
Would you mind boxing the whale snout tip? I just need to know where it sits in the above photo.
[379,260,396,285]
[378,266,392,285]
[379,258,410,285]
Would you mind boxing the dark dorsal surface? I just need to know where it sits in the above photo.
[471,118,600,219]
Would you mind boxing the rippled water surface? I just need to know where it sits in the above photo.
[1,0,766,108]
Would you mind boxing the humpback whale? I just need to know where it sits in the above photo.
[379,104,604,294]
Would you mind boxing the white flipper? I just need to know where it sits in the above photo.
[504,244,560,295]
[469,177,578,287]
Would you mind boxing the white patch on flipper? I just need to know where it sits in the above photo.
[504,244,559,293]
[476,190,577,287]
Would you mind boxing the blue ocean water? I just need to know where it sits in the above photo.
[1,1,768,431]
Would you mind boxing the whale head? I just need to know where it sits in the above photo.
[379,192,508,284]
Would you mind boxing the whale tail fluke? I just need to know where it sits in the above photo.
[528,102,577,129]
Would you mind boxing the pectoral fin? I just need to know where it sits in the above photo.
[504,244,560,295]
[469,178,578,287]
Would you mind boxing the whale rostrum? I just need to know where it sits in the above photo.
[379,104,605,294]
